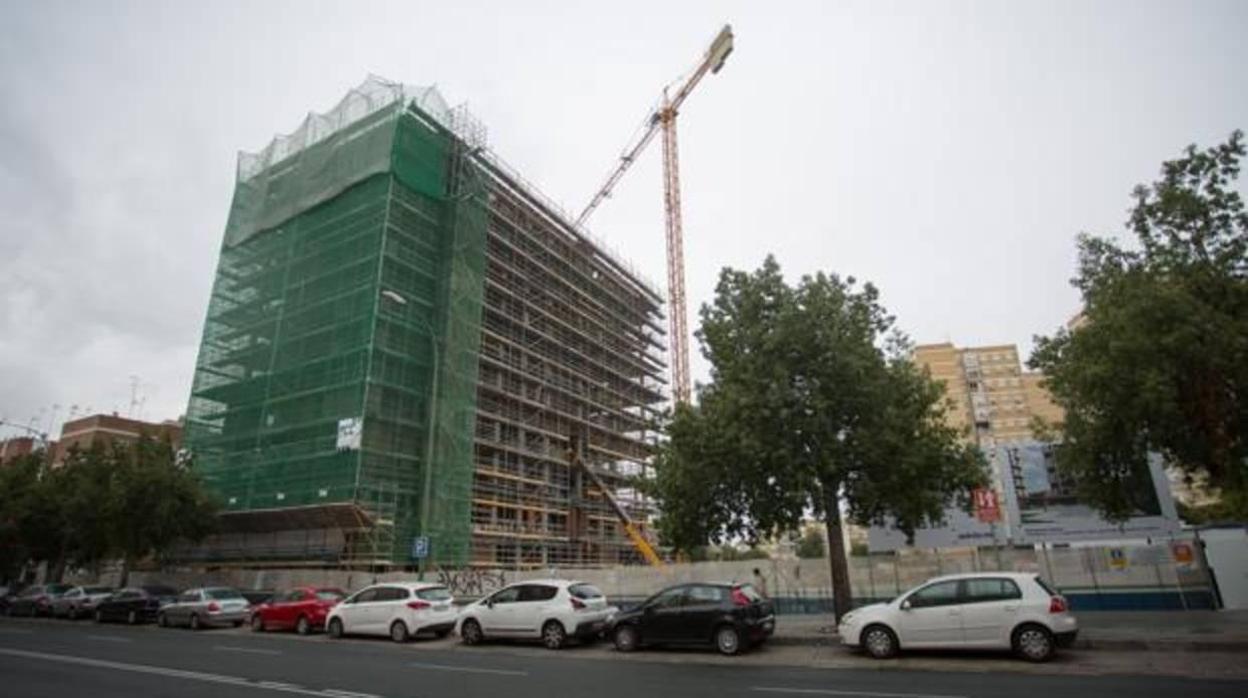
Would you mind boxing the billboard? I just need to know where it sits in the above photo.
[868,441,1180,551]
[999,442,1179,543]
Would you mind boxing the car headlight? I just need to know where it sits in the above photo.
[840,612,857,625]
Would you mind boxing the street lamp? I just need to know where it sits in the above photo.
[380,289,439,579]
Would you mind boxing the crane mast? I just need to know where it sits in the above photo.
[577,25,734,405]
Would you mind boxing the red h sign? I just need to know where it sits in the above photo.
[974,487,1001,523]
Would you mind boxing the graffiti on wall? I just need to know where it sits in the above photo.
[434,566,508,597]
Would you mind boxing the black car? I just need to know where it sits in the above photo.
[4,583,73,617]
[94,585,179,624]
[607,582,775,655]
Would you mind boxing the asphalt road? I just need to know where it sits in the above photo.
[1,616,1245,698]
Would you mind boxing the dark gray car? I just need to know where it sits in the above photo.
[158,587,249,630]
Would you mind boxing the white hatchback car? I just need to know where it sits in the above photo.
[456,579,614,649]
[838,572,1078,662]
[326,582,456,643]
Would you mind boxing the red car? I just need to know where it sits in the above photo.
[250,587,345,634]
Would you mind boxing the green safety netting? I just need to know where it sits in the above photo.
[185,77,486,566]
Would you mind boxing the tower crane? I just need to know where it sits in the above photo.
[576,25,734,405]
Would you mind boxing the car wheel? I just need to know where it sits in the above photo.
[157,613,168,628]
[327,618,344,639]
[714,625,742,656]
[613,625,639,652]
[542,620,567,650]
[295,615,311,636]
[127,610,138,625]
[1013,624,1055,663]
[190,614,201,631]
[390,620,409,643]
[251,614,265,632]
[460,619,482,646]
[862,624,898,659]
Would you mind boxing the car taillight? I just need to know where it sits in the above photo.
[1048,596,1068,614]
[207,602,220,612]
[570,597,586,611]
[731,588,751,607]
[406,600,430,611]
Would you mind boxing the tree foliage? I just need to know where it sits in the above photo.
[1030,131,1248,519]
[795,527,825,559]
[0,436,219,584]
[652,257,986,619]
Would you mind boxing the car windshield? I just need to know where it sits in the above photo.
[569,583,603,600]
[315,590,345,602]
[84,586,112,594]
[205,588,244,600]
[47,584,72,594]
[1033,576,1058,596]
[416,587,452,602]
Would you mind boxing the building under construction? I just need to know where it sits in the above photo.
[184,77,667,569]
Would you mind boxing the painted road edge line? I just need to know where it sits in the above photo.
[408,660,529,677]
[0,647,380,698]
[215,645,284,656]
[752,687,969,698]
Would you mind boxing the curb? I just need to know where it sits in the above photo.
[770,631,1248,653]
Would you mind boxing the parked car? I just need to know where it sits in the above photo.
[0,585,25,615]
[607,582,775,656]
[250,587,345,634]
[158,587,250,630]
[456,579,614,650]
[837,572,1078,662]
[327,582,456,643]
[241,590,275,607]
[5,583,73,617]
[94,585,179,624]
[51,585,115,620]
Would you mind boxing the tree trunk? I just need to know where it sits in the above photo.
[118,556,130,588]
[823,486,854,623]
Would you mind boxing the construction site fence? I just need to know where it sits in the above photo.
[72,536,1223,614]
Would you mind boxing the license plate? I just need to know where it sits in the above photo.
[434,603,450,611]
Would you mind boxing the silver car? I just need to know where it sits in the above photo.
[51,585,114,620]
[157,587,250,630]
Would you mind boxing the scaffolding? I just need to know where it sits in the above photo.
[184,76,666,569]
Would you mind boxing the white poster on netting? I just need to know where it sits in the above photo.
[336,416,362,451]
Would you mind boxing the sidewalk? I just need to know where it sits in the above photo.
[770,610,1248,652]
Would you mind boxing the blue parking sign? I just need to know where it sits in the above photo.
[411,535,430,560]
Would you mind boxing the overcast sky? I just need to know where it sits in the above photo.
[1,0,1245,436]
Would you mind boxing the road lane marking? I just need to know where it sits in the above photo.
[408,660,528,677]
[323,691,384,698]
[752,688,969,698]
[87,635,132,643]
[0,647,388,698]
[215,645,283,656]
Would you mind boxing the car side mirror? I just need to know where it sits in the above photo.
[900,600,912,611]
[486,599,494,609]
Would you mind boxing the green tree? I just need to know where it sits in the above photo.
[795,528,825,559]
[0,452,45,582]
[58,443,122,574]
[1030,131,1248,519]
[108,436,219,586]
[652,257,986,620]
